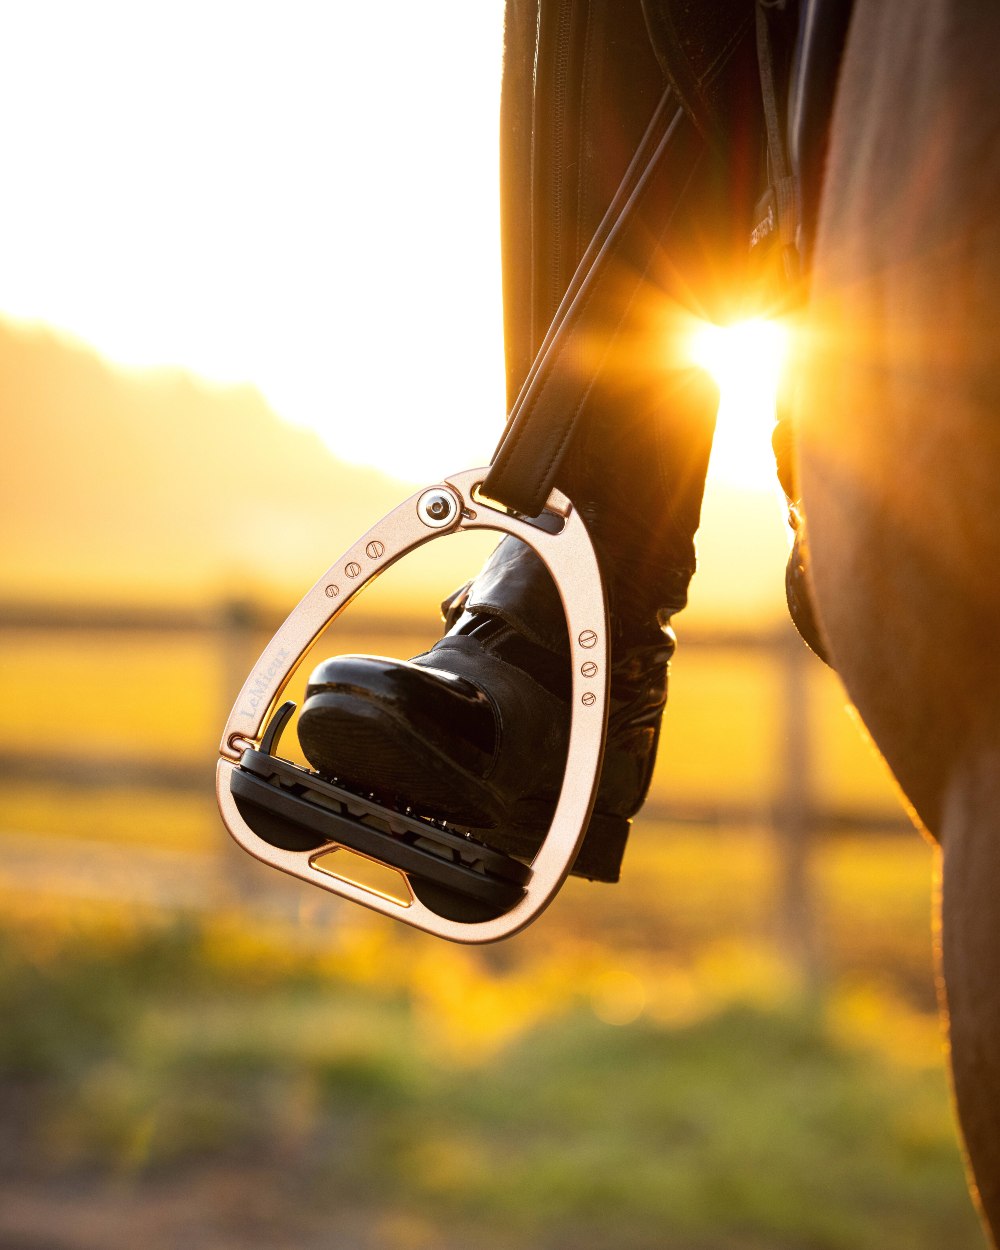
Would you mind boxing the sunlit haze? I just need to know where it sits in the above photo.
[0,3,783,491]
[0,2,507,483]
[691,318,788,490]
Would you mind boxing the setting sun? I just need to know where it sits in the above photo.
[0,5,786,496]
[690,318,788,491]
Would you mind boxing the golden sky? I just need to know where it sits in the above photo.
[0,1,781,491]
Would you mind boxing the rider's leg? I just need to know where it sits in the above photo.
[298,0,758,881]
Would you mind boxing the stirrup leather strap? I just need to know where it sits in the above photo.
[483,88,706,516]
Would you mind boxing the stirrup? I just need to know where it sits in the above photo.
[217,84,702,939]
[216,468,609,943]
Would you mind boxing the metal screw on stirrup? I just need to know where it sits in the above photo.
[417,488,459,528]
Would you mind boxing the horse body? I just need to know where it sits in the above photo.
[798,1,1000,1234]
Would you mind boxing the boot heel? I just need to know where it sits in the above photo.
[573,812,631,884]
[495,806,631,884]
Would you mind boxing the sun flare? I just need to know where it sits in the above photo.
[690,318,788,491]
[0,5,789,497]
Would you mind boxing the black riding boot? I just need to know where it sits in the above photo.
[299,0,760,882]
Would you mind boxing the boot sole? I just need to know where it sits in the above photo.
[297,691,630,882]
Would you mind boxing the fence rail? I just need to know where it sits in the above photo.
[2,600,912,984]
[1,599,906,830]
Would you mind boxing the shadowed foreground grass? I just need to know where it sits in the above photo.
[0,915,981,1250]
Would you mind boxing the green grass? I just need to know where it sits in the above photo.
[0,614,969,1246]
[0,918,981,1250]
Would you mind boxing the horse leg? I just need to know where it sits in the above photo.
[795,0,1000,1236]
[940,748,1000,1234]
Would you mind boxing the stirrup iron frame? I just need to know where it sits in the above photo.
[216,468,609,943]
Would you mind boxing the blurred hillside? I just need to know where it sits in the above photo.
[0,320,426,609]
[0,317,791,626]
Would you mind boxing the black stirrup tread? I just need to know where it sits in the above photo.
[232,747,530,918]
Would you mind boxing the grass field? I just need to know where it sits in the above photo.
[0,828,979,1250]
[0,618,982,1247]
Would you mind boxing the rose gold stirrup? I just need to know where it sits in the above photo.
[216,79,699,940]
[216,467,609,943]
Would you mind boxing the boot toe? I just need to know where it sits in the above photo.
[297,654,501,825]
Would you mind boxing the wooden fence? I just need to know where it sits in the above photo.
[1,601,911,984]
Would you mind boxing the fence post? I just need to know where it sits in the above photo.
[217,598,266,726]
[216,599,269,903]
[772,626,824,992]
